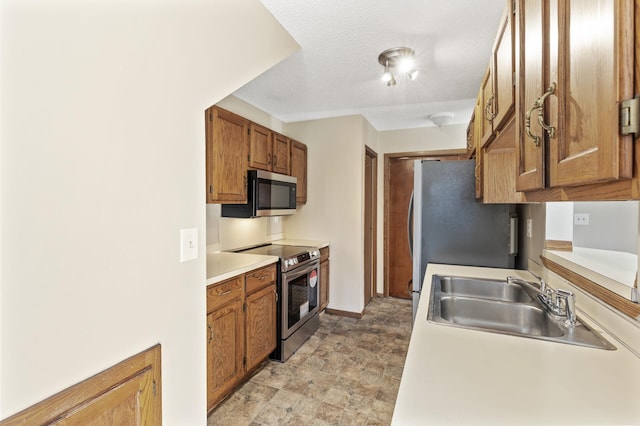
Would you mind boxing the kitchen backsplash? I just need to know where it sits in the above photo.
[206,204,284,252]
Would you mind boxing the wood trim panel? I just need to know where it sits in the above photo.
[544,240,573,251]
[541,256,640,320]
[1,345,162,425]
[324,308,363,319]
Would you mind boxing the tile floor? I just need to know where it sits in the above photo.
[207,297,413,426]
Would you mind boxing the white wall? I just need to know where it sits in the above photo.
[546,202,574,242]
[0,0,298,422]
[284,116,369,313]
[374,124,467,293]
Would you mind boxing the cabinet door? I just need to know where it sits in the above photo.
[491,1,515,132]
[320,259,329,311]
[249,123,272,171]
[207,299,244,411]
[515,0,546,191]
[245,285,277,372]
[272,133,291,175]
[473,91,484,199]
[206,107,249,203]
[480,68,494,146]
[547,0,633,187]
[290,140,307,204]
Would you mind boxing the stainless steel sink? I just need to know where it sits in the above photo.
[438,276,533,303]
[427,275,616,350]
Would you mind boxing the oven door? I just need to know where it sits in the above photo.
[281,259,320,339]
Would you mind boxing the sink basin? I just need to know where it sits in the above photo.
[438,276,533,303]
[427,275,615,350]
[438,296,563,337]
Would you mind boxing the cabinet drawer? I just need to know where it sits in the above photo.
[207,276,243,312]
[246,264,277,294]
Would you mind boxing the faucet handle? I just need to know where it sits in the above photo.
[556,289,577,326]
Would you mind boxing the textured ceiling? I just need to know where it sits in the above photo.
[233,0,505,131]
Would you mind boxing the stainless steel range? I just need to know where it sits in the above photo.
[237,244,320,361]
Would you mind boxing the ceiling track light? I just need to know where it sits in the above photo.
[378,47,418,86]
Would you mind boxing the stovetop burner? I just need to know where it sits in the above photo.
[237,244,320,272]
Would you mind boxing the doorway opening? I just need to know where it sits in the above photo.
[384,149,467,298]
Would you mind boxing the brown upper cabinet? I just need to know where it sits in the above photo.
[290,140,308,205]
[206,106,308,204]
[248,124,291,175]
[515,0,635,193]
[490,2,515,133]
[481,1,515,148]
[272,133,292,175]
[205,106,249,204]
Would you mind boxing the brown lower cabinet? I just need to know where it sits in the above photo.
[206,263,277,412]
[319,247,330,311]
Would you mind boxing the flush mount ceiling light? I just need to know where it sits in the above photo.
[378,47,418,87]
[428,112,455,127]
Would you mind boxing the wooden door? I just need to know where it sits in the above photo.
[547,0,633,187]
[515,0,546,191]
[491,1,515,131]
[245,285,277,372]
[207,299,244,411]
[364,147,377,305]
[248,123,272,171]
[272,133,291,175]
[387,158,415,299]
[206,106,249,203]
[290,140,307,204]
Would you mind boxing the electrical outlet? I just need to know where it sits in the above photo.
[526,219,532,238]
[180,228,198,262]
[574,213,590,225]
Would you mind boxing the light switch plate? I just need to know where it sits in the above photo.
[180,228,198,262]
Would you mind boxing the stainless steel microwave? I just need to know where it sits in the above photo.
[221,170,297,218]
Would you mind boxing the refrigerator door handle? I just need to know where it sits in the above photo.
[407,190,414,259]
[509,216,519,256]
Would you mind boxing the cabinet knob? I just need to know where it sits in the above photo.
[208,323,213,343]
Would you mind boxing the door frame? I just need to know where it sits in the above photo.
[383,149,467,297]
[364,146,378,305]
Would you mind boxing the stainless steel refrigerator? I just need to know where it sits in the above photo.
[410,160,518,321]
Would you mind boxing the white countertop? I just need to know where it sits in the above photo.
[205,240,329,286]
[545,247,637,300]
[273,238,330,249]
[206,252,277,286]
[392,264,640,425]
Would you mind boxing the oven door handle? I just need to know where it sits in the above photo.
[282,260,320,282]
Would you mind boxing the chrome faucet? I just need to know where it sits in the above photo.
[556,289,577,326]
[507,276,577,326]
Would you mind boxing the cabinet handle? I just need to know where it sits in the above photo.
[525,82,556,146]
[208,323,213,343]
[267,153,272,165]
[217,289,232,296]
[537,82,556,139]
[273,156,277,167]
[483,93,496,122]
